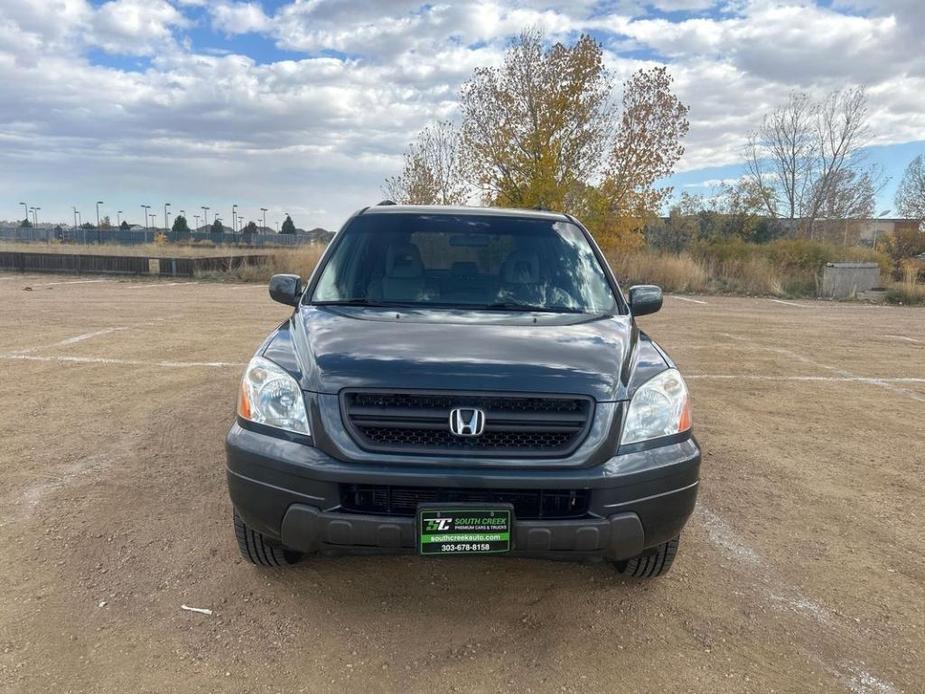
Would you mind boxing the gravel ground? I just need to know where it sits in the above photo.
[0,273,922,694]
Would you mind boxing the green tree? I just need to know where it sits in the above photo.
[171,215,190,233]
[210,219,224,234]
[120,220,130,230]
[243,221,258,234]
[280,215,296,234]
[19,218,32,228]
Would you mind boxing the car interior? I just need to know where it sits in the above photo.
[362,237,575,307]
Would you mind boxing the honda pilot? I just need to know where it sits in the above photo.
[226,204,700,578]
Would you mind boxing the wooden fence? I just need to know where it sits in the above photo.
[0,252,268,277]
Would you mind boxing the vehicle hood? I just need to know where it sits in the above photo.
[269,306,668,402]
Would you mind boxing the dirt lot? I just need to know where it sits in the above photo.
[0,273,922,694]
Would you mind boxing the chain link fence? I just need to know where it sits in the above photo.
[0,226,320,247]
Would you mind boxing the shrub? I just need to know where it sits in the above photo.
[880,228,925,262]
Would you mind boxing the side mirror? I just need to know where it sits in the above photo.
[269,274,303,307]
[628,285,662,316]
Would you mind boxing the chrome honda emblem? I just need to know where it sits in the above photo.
[449,407,486,437]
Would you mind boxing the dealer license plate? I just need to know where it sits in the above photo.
[417,505,512,555]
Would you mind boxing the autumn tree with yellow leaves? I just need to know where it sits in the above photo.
[383,30,690,249]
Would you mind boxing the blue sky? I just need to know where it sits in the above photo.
[1,0,923,228]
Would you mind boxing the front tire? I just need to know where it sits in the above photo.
[233,509,302,567]
[614,536,679,578]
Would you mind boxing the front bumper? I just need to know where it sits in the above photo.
[225,422,700,561]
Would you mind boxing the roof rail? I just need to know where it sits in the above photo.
[377,199,397,206]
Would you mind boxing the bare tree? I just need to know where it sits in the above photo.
[895,153,925,222]
[746,92,815,220]
[383,121,469,205]
[814,167,876,220]
[744,87,878,237]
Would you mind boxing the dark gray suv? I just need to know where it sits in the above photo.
[227,204,699,578]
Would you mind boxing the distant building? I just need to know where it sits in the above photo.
[853,218,922,244]
[743,217,921,245]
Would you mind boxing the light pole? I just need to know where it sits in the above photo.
[141,204,151,231]
[117,210,123,226]
[193,214,200,230]
[31,207,40,226]
[232,204,238,235]
[201,206,209,227]
[96,200,104,243]
[164,202,171,231]
[73,207,79,228]
[19,202,28,224]
[260,207,267,232]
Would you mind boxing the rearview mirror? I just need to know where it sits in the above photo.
[269,274,303,307]
[628,285,662,316]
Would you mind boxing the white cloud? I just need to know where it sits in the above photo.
[209,1,272,35]
[92,0,189,55]
[649,0,719,11]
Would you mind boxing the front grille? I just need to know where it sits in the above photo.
[340,485,591,519]
[341,390,593,457]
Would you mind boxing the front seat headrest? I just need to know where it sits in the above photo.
[501,250,540,284]
[385,243,424,279]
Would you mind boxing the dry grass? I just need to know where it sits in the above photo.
[607,251,709,293]
[0,240,282,257]
[195,244,326,282]
[702,255,785,295]
[607,240,898,298]
[886,262,925,305]
[606,249,786,295]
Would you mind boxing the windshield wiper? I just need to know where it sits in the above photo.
[481,302,584,314]
[314,298,587,314]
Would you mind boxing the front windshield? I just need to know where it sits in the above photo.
[310,213,618,314]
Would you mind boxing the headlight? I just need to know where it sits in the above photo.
[621,368,691,445]
[237,356,310,435]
